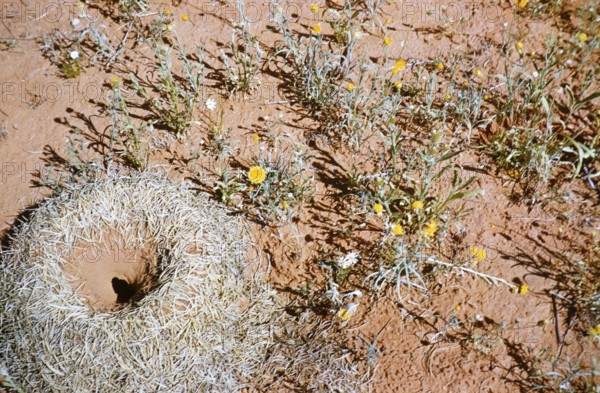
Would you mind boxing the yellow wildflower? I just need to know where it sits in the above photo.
[516,0,527,8]
[311,23,321,34]
[282,201,289,209]
[437,62,444,71]
[395,81,402,90]
[252,134,260,142]
[529,50,536,56]
[182,14,189,21]
[411,200,424,210]
[383,37,393,46]
[373,203,384,215]
[423,220,437,238]
[164,8,171,15]
[347,82,355,91]
[516,41,524,50]
[395,59,407,71]
[516,284,528,295]
[474,69,481,77]
[391,224,405,236]
[454,304,462,311]
[587,324,600,336]
[470,246,486,263]
[507,168,521,178]
[110,76,120,88]
[248,185,254,192]
[444,93,451,101]
[392,60,406,75]
[248,166,267,184]
[577,32,588,42]
[384,18,391,24]
[337,303,358,321]
[310,3,319,13]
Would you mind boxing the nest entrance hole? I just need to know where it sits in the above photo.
[63,229,158,311]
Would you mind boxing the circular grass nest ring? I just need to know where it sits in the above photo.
[0,175,280,392]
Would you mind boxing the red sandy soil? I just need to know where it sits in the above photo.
[1,0,598,392]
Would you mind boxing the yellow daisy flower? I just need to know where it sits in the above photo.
[516,284,528,295]
[383,37,393,46]
[395,59,406,70]
[437,62,444,71]
[164,9,171,15]
[587,324,600,336]
[516,41,524,50]
[347,82,355,91]
[395,81,402,90]
[248,166,267,184]
[577,32,588,42]
[337,303,358,321]
[310,3,319,13]
[516,0,527,8]
[470,246,486,264]
[282,201,289,209]
[507,168,521,178]
[373,203,384,215]
[391,224,404,236]
[182,14,189,21]
[311,23,321,34]
[252,134,260,142]
[411,200,424,210]
[423,220,437,238]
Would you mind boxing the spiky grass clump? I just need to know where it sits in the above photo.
[0,174,280,391]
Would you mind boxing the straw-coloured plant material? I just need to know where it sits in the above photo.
[1,174,365,392]
[0,175,281,391]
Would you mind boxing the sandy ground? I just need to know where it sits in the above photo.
[1,0,599,391]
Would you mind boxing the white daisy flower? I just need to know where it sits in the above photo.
[69,50,79,60]
[205,98,217,111]
[337,252,359,269]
